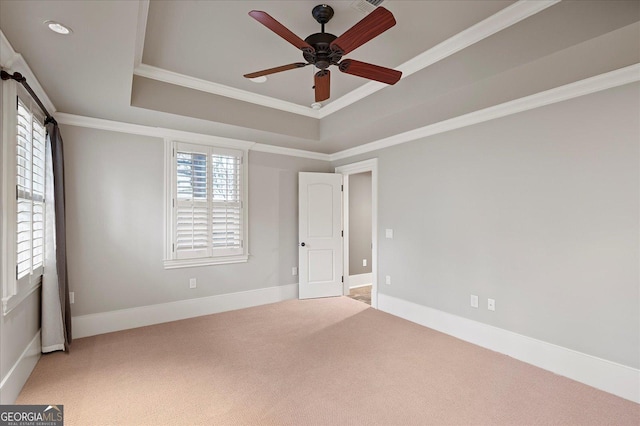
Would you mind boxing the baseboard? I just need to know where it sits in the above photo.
[72,284,298,339]
[0,330,41,404]
[349,273,373,289]
[378,294,640,403]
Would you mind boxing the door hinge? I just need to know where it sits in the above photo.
[341,185,343,192]
[172,243,175,252]
[341,230,343,237]
[341,276,344,283]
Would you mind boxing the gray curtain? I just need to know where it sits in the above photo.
[44,121,72,350]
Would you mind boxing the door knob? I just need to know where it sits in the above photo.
[300,242,306,247]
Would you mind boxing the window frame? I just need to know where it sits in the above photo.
[164,138,250,269]
[1,81,46,314]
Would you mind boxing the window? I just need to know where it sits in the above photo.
[2,82,47,313]
[16,97,46,284]
[165,140,248,268]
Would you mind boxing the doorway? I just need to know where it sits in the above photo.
[335,159,378,308]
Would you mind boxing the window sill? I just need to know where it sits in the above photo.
[163,255,249,270]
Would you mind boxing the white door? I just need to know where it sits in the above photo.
[299,172,343,299]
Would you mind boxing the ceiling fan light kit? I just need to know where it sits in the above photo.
[244,4,402,103]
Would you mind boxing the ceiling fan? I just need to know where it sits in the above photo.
[244,4,402,103]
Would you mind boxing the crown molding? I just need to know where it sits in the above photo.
[54,112,330,160]
[0,30,18,69]
[55,112,255,149]
[0,30,57,115]
[131,0,559,120]
[133,64,320,118]
[133,0,150,69]
[329,63,640,161]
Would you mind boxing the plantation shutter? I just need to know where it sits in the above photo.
[211,148,243,255]
[173,143,244,260]
[16,96,46,282]
[175,143,209,259]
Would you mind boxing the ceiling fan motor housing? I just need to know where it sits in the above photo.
[304,32,341,69]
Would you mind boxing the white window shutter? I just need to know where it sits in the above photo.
[16,96,46,282]
[175,146,209,259]
[211,148,243,256]
[172,143,245,261]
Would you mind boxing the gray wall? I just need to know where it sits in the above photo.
[60,124,332,316]
[349,172,372,276]
[334,83,640,369]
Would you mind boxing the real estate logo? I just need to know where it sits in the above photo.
[0,405,63,426]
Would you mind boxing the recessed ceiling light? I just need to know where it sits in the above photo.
[44,20,72,35]
[311,102,322,110]
[249,76,267,83]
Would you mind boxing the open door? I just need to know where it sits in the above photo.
[298,172,343,299]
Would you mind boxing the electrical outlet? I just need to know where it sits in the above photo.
[69,292,75,304]
[385,275,391,285]
[488,298,495,311]
[362,259,367,267]
[189,278,197,289]
[292,267,298,276]
[470,294,478,308]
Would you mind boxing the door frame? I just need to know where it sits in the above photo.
[335,158,378,308]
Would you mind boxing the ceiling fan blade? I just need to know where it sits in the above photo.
[330,7,396,55]
[248,11,315,53]
[339,59,402,85]
[314,70,330,102]
[244,63,309,79]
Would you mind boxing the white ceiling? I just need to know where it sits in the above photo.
[0,0,638,154]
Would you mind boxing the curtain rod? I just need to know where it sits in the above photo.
[1,70,57,125]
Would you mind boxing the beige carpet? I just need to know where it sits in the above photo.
[17,297,639,425]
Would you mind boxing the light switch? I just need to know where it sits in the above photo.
[470,294,478,308]
[385,229,393,239]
